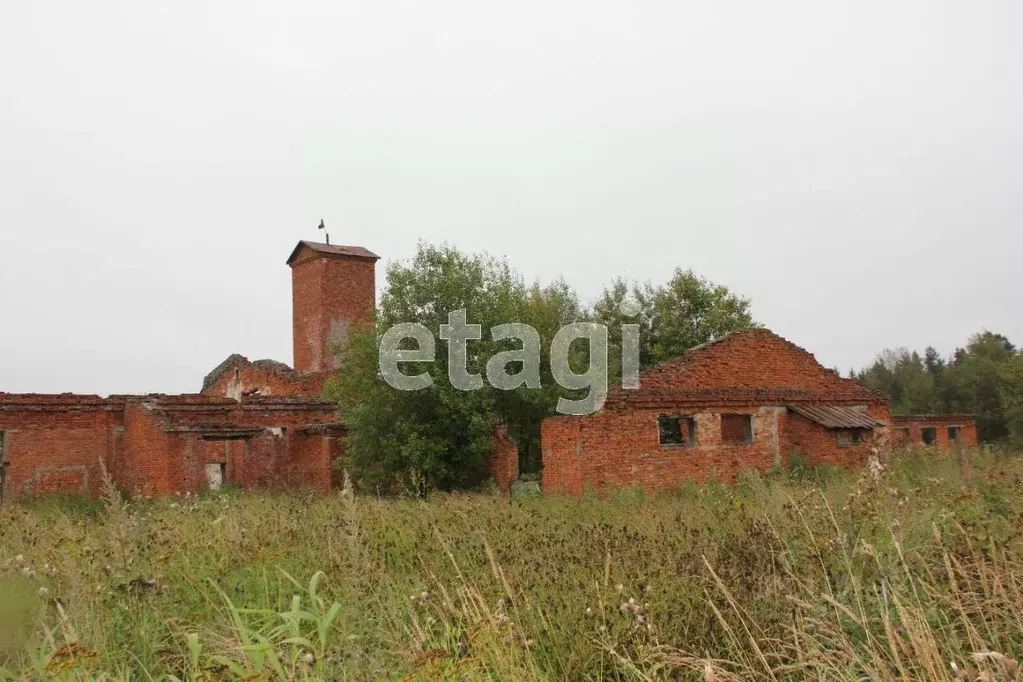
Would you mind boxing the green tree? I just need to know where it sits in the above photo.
[1002,351,1023,446]
[952,333,1017,442]
[858,331,1023,443]
[326,243,580,493]
[592,268,758,386]
[858,349,939,414]
[329,245,761,493]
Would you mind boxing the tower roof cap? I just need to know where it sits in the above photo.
[286,241,380,265]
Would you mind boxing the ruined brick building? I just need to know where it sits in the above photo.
[538,330,978,495]
[0,241,375,500]
[0,241,976,500]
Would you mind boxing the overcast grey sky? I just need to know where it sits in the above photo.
[1,1,1020,395]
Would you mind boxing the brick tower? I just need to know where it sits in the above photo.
[286,241,379,374]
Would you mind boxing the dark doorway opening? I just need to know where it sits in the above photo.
[948,426,961,444]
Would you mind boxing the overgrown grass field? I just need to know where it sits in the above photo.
[1,447,1021,680]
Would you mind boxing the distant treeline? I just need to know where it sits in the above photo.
[855,332,1023,444]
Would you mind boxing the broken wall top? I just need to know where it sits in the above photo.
[605,329,887,410]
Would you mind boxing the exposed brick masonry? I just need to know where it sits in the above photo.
[0,240,367,499]
[0,241,976,499]
[892,415,978,447]
[0,393,343,497]
[540,330,972,496]
[486,425,519,495]
[201,355,325,400]
[288,242,378,374]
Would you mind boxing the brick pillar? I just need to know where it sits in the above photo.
[487,425,519,495]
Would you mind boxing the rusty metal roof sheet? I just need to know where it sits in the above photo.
[787,404,883,429]
[286,240,380,264]
[892,413,976,421]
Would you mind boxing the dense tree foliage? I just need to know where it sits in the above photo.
[326,244,578,493]
[857,332,1023,444]
[326,243,758,493]
[591,270,758,386]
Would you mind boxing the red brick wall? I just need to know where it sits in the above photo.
[541,331,896,496]
[173,436,225,492]
[721,414,752,443]
[0,394,346,498]
[2,242,369,499]
[891,416,979,447]
[286,431,332,492]
[486,425,519,494]
[542,404,896,496]
[133,397,340,493]
[542,417,586,496]
[784,406,887,468]
[290,246,377,374]
[157,430,327,494]
[0,242,364,499]
[144,396,338,431]
[239,433,288,489]
[201,355,326,399]
[232,398,339,429]
[631,330,882,398]
[0,395,118,498]
[118,402,172,495]
[543,406,787,495]
[166,434,286,492]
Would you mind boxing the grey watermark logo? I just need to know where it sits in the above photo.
[379,302,641,415]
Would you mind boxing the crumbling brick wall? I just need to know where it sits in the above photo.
[118,401,173,495]
[891,415,978,447]
[0,241,380,500]
[175,436,228,492]
[0,394,118,498]
[630,329,885,397]
[286,430,332,493]
[542,330,892,495]
[134,396,341,494]
[486,425,519,495]
[201,355,326,400]
[0,393,343,499]
[243,432,293,489]
[541,418,585,496]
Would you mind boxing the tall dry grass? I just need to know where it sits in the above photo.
[0,445,1020,680]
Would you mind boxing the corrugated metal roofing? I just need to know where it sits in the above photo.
[788,404,883,429]
[286,241,380,264]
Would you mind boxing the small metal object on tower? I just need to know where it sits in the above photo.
[318,218,329,245]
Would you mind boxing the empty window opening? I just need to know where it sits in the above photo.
[836,430,865,448]
[205,462,226,491]
[721,414,753,444]
[658,415,696,446]
[921,427,938,445]
[948,426,961,444]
